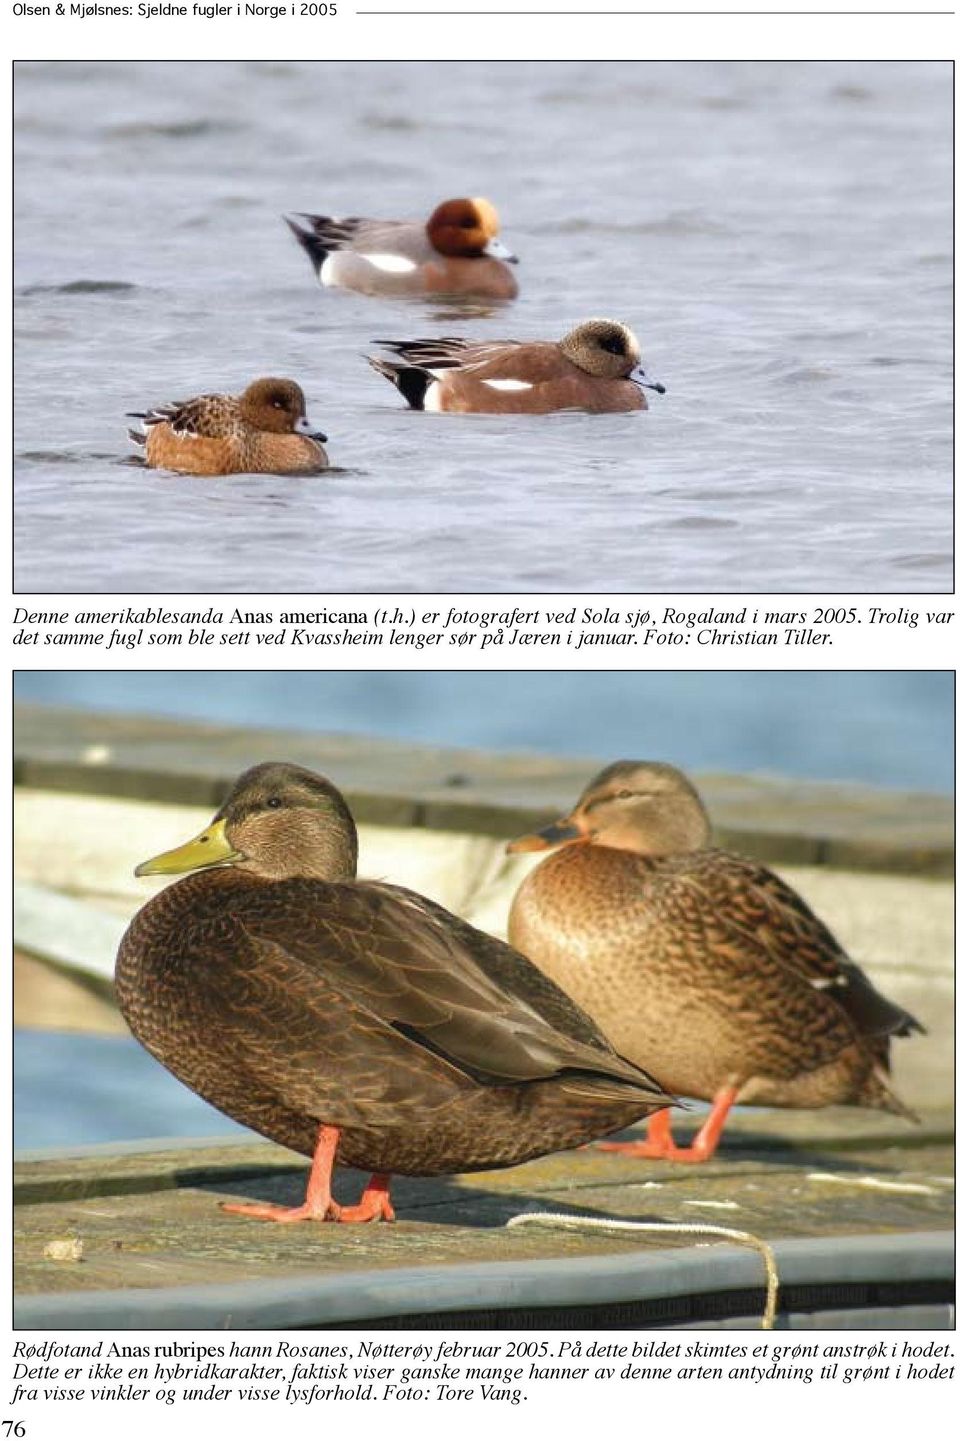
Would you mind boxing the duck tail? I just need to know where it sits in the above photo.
[284,214,332,276]
[368,355,433,411]
[558,1055,679,1114]
[861,1065,920,1123]
[562,1077,675,1112]
[892,1007,927,1038]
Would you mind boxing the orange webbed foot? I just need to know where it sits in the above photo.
[596,1138,713,1164]
[597,1088,738,1166]
[219,1129,396,1225]
[220,1198,342,1224]
[336,1174,395,1224]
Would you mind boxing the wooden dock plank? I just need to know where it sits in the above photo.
[16,1120,953,1301]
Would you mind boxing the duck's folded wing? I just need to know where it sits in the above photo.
[288,216,428,261]
[131,394,233,438]
[201,877,667,1099]
[286,213,365,250]
[374,337,524,374]
[661,851,923,1046]
[398,889,618,1051]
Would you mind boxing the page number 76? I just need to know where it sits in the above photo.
[2,1423,26,1436]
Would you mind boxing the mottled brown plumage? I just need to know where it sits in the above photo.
[128,377,329,476]
[507,760,923,1161]
[116,763,670,1221]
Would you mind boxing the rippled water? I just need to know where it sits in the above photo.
[14,60,952,592]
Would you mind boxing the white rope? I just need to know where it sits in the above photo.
[506,1212,779,1330]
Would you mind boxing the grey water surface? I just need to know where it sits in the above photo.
[14,60,953,593]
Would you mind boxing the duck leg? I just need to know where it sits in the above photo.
[222,1125,396,1224]
[597,1086,739,1164]
[337,1173,396,1223]
[222,1123,344,1222]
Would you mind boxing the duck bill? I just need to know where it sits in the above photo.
[295,415,327,442]
[629,364,666,395]
[483,235,519,263]
[506,816,590,854]
[135,818,244,877]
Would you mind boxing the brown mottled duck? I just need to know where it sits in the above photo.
[116,763,672,1224]
[507,760,923,1164]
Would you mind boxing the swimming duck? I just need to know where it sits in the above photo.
[128,378,328,476]
[507,760,922,1163]
[286,197,519,299]
[116,763,671,1223]
[368,320,665,413]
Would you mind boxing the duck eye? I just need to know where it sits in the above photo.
[615,789,633,800]
[271,399,286,409]
[265,796,282,809]
[600,336,626,355]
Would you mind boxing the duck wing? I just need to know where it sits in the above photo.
[373,337,524,374]
[286,213,368,251]
[388,886,621,1053]
[127,394,236,439]
[286,215,431,269]
[145,872,668,1106]
[661,850,924,1053]
[275,878,667,1093]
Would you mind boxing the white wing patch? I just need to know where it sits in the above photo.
[364,253,418,274]
[481,379,534,392]
[320,250,416,286]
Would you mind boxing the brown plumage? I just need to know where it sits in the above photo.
[507,760,923,1163]
[369,320,666,414]
[115,763,671,1223]
[128,377,329,476]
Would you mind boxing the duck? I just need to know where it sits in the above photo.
[115,763,672,1223]
[285,197,518,300]
[506,760,923,1163]
[368,320,665,414]
[128,378,328,476]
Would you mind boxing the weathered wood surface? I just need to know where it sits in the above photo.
[16,1114,954,1300]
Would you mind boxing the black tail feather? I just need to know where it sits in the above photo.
[285,214,331,276]
[368,356,433,411]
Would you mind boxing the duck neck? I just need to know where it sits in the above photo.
[291,834,358,883]
[235,809,359,883]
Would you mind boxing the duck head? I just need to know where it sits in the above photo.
[507,760,710,857]
[239,378,328,441]
[560,320,665,394]
[135,763,358,882]
[427,197,518,262]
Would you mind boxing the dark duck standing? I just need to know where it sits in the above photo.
[116,763,672,1223]
[507,760,923,1164]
